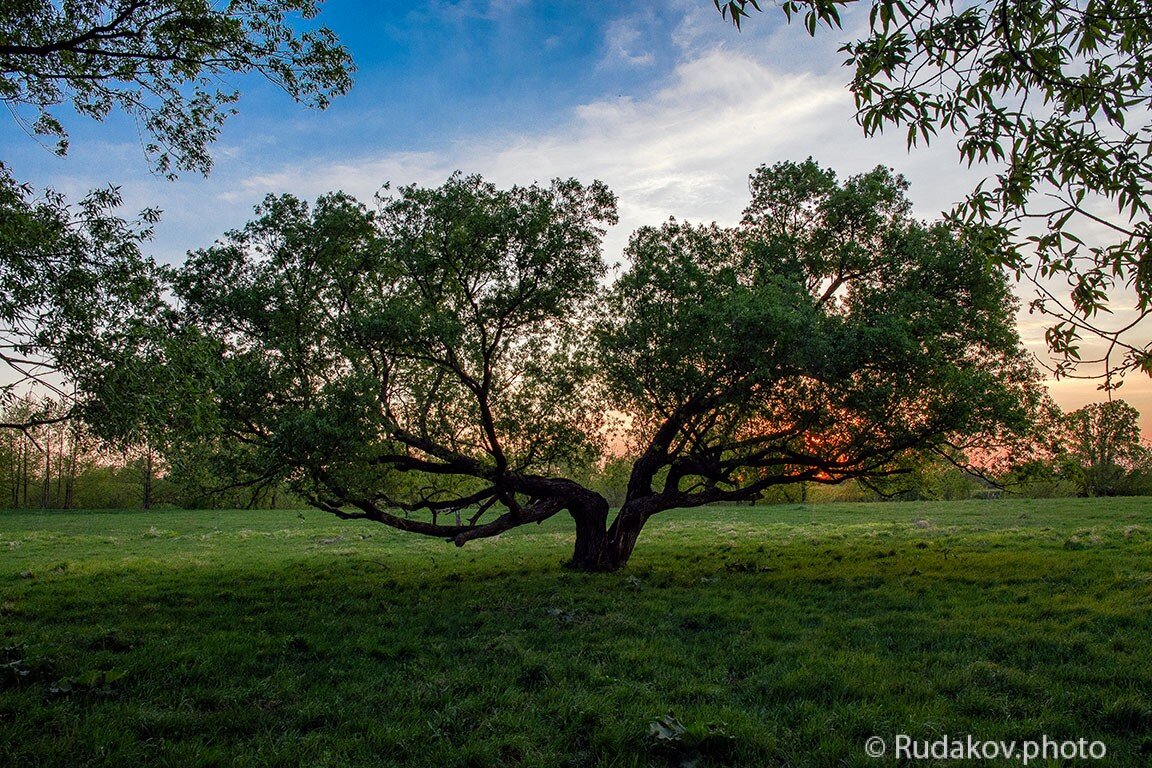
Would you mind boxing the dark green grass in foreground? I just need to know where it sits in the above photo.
[1,499,1151,767]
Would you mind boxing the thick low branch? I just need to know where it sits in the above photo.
[317,493,564,547]
[0,411,74,431]
[387,428,492,477]
[311,465,603,547]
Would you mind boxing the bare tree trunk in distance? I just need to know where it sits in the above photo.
[54,425,64,508]
[20,437,28,508]
[142,443,154,510]
[63,422,78,510]
[9,437,18,508]
[40,441,50,509]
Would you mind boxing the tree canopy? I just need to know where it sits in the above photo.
[1061,399,1147,496]
[1,0,353,177]
[600,161,1035,502]
[158,162,1039,570]
[715,0,1152,382]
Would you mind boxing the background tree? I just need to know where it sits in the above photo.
[0,167,162,427]
[0,0,353,429]
[1061,399,1147,496]
[0,394,95,508]
[1,0,353,177]
[163,165,1037,570]
[714,0,1152,382]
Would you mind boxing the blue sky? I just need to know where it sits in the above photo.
[2,0,931,259]
[2,0,1148,427]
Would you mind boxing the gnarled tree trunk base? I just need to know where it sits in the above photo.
[565,501,649,572]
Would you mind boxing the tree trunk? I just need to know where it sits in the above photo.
[566,498,651,572]
[11,440,19,508]
[41,443,50,509]
[566,492,611,571]
[19,438,28,508]
[54,426,65,508]
[142,444,154,510]
[604,503,649,568]
[63,423,77,510]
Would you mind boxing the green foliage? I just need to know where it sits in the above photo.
[986,397,1150,498]
[1117,453,1152,496]
[716,0,1152,378]
[851,451,987,501]
[1,500,1151,765]
[0,167,163,425]
[1000,467,1080,500]
[578,457,635,509]
[1061,399,1148,496]
[66,461,192,510]
[170,173,618,531]
[0,0,354,178]
[67,465,147,510]
[0,393,304,510]
[598,159,1038,507]
[0,1,352,441]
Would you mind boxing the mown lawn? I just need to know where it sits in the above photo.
[1,498,1151,767]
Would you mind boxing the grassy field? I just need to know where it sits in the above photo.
[1,498,1151,767]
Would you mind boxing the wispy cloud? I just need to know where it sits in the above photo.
[602,15,657,67]
[427,0,531,23]
[229,47,972,256]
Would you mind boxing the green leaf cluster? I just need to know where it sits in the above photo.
[0,164,163,425]
[596,159,1038,505]
[1,0,354,178]
[168,174,618,522]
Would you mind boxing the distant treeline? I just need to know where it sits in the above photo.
[0,397,300,510]
[0,395,1148,511]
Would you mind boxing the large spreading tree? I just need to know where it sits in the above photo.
[160,162,1039,570]
[714,0,1152,383]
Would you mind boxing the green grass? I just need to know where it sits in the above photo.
[1,498,1151,767]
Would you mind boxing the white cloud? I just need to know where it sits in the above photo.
[226,47,978,262]
[233,151,455,203]
[428,0,531,23]
[602,16,657,67]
